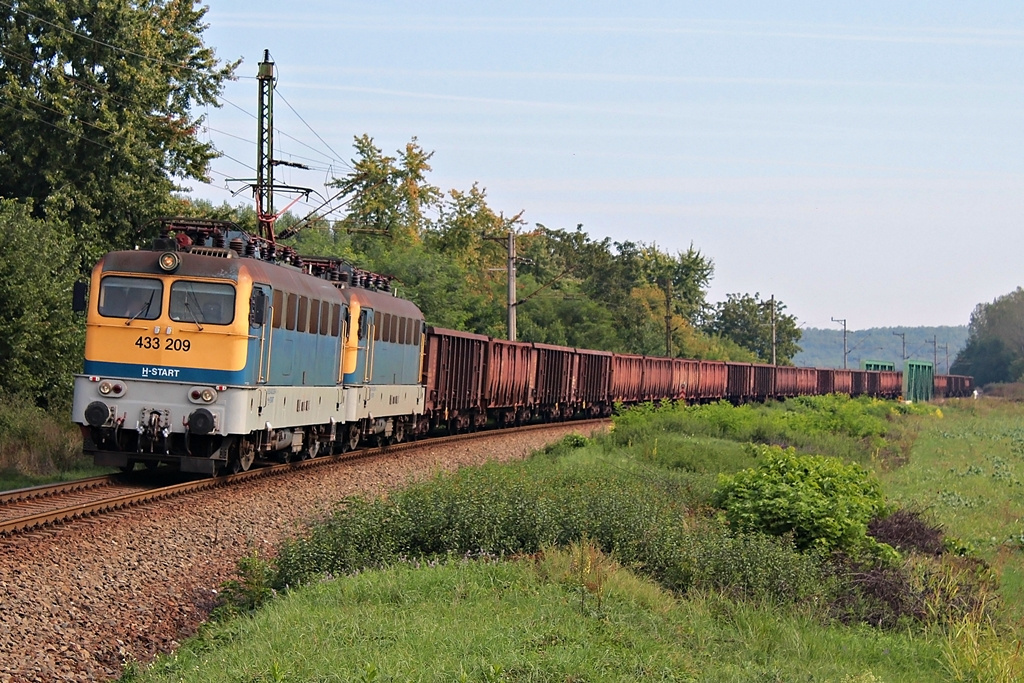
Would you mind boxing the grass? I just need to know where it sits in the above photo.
[121,396,1024,682]
[127,546,950,683]
[878,399,1024,623]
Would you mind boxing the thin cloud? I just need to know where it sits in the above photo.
[211,13,1024,47]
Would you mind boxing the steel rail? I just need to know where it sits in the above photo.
[0,419,608,537]
[0,474,121,504]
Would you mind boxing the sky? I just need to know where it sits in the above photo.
[188,1,1024,331]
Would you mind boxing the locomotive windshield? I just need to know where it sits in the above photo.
[98,276,163,320]
[169,281,235,325]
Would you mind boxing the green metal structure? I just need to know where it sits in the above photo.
[862,360,896,372]
[903,360,934,402]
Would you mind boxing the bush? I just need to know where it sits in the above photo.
[713,445,889,556]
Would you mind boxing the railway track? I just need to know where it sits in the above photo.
[0,419,607,537]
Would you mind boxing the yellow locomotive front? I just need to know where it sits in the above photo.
[72,247,257,472]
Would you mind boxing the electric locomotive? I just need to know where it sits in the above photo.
[71,218,425,474]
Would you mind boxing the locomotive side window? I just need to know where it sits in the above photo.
[169,281,234,325]
[358,310,369,340]
[399,316,407,344]
[98,276,163,320]
[331,304,342,337]
[413,321,422,345]
[272,291,284,329]
[309,299,320,335]
[375,313,384,341]
[286,294,297,330]
[320,301,330,335]
[297,297,308,333]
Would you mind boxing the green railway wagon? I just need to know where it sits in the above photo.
[903,360,934,402]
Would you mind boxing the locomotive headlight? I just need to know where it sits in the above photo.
[158,251,180,272]
[188,386,218,404]
[98,381,126,397]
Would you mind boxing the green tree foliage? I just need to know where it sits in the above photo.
[952,289,1024,385]
[703,292,802,364]
[331,135,440,244]
[0,0,236,267]
[0,200,83,407]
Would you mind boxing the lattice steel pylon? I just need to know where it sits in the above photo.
[256,50,275,241]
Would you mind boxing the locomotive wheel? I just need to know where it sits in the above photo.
[392,419,406,444]
[228,438,255,474]
[303,440,321,460]
[343,424,360,452]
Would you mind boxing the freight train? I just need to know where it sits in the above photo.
[71,218,973,475]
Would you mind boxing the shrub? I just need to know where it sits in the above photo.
[868,508,945,556]
[825,553,998,629]
[713,445,889,556]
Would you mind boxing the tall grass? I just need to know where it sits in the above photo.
[262,457,829,610]
[0,393,94,488]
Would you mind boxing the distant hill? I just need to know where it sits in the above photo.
[792,326,968,373]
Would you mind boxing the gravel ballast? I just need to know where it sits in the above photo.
[0,425,602,682]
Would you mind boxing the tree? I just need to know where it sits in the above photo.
[703,293,802,365]
[0,200,83,407]
[332,135,440,244]
[0,0,236,267]
[951,289,1024,385]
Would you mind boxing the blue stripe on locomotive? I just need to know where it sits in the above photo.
[83,360,248,385]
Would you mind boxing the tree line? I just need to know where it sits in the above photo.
[0,1,800,410]
[951,289,1024,386]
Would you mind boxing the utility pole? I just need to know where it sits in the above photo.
[928,335,937,368]
[507,229,517,342]
[255,50,275,242]
[664,279,673,357]
[485,230,518,341]
[893,330,906,366]
[832,316,848,369]
[941,343,949,373]
[768,295,777,365]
